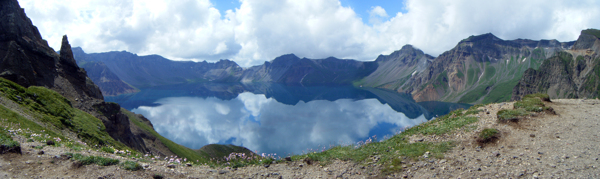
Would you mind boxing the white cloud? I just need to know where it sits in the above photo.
[19,0,600,67]
[368,6,388,24]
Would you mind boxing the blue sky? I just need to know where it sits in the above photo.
[19,0,600,67]
[340,0,407,24]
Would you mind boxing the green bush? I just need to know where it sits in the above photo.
[479,128,498,140]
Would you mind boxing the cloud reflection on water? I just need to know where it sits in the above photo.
[132,92,427,156]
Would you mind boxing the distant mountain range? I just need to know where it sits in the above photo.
[74,29,600,104]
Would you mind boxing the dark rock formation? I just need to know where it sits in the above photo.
[512,29,600,100]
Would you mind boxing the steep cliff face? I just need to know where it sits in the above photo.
[512,29,600,100]
[0,0,177,156]
[241,54,377,84]
[356,45,433,89]
[401,33,573,103]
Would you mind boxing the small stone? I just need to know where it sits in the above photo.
[538,152,544,155]
[38,151,44,155]
[46,140,55,146]
[166,164,176,168]
[530,134,535,137]
[186,163,192,167]
[477,168,481,171]
[285,156,292,161]
[264,164,270,168]
[492,151,500,157]
[218,170,228,174]
[416,139,424,142]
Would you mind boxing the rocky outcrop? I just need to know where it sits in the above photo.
[512,29,600,100]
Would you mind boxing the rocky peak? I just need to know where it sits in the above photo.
[59,35,79,68]
[269,54,301,67]
[460,33,502,43]
[375,45,429,63]
[572,29,600,50]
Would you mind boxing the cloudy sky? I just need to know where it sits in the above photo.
[19,0,600,67]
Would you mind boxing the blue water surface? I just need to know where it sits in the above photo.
[106,83,469,156]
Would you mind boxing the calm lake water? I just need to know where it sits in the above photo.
[106,83,469,156]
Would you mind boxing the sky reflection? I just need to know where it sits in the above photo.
[132,92,427,156]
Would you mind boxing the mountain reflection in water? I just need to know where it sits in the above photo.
[106,83,469,156]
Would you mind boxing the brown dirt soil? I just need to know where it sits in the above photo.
[1,99,599,178]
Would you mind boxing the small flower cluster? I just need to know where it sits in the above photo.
[224,152,257,162]
[354,135,378,149]
[114,149,130,155]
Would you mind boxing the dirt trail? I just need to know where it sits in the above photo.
[1,99,599,178]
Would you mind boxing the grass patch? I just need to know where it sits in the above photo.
[514,96,547,112]
[0,129,19,148]
[497,108,528,122]
[66,153,120,166]
[121,161,143,171]
[0,78,127,149]
[402,109,478,136]
[101,146,115,154]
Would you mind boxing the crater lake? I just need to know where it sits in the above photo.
[106,83,469,156]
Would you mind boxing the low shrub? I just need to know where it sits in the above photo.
[479,128,498,140]
[121,161,143,171]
